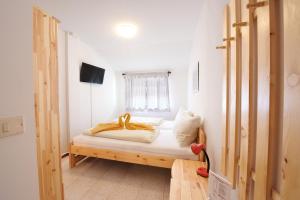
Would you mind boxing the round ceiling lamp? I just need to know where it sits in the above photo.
[115,23,138,39]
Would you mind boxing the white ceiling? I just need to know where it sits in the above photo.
[37,0,202,71]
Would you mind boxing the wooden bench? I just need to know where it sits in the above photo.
[170,159,208,200]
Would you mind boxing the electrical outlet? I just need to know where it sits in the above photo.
[0,116,24,138]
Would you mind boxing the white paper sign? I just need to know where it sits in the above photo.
[208,170,232,200]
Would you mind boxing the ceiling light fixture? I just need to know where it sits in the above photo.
[115,23,138,39]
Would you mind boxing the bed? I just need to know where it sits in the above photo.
[69,120,206,169]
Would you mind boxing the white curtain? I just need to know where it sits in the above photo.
[125,73,170,112]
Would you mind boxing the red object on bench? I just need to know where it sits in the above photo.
[191,143,210,178]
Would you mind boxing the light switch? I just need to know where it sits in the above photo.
[0,116,24,138]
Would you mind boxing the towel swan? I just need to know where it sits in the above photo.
[123,113,154,131]
[90,113,154,134]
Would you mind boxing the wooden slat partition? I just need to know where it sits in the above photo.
[221,1,281,199]
[33,7,64,200]
[220,0,242,188]
[281,0,300,199]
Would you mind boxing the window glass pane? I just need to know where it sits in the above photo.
[125,73,170,112]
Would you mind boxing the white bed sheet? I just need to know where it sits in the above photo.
[72,120,198,160]
[159,120,175,130]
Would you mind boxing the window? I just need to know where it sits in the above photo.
[125,73,170,112]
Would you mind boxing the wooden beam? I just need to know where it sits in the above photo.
[33,7,63,200]
[70,145,176,168]
[281,0,300,199]
[216,45,227,49]
[253,1,272,199]
[247,1,268,9]
[238,0,252,198]
[267,0,282,199]
[227,0,241,188]
[223,37,235,41]
[233,22,248,27]
[221,4,231,175]
[271,188,280,200]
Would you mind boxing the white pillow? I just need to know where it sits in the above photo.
[174,113,201,147]
[175,108,194,121]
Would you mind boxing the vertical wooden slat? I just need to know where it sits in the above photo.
[227,0,241,187]
[235,0,242,188]
[247,3,258,200]
[253,1,271,199]
[267,0,282,199]
[281,0,300,199]
[221,4,231,176]
[33,7,64,200]
[227,0,237,185]
[239,0,251,198]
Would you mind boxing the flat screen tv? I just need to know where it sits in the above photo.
[80,62,105,84]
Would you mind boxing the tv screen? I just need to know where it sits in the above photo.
[80,62,105,84]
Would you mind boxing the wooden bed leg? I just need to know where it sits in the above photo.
[198,128,206,162]
[69,143,76,168]
[69,152,76,168]
[69,143,87,168]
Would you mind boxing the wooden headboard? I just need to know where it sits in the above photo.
[198,127,206,162]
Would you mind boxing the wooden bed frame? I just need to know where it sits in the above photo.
[69,127,206,169]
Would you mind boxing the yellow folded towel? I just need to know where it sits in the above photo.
[90,113,154,134]
[123,113,155,131]
[90,115,124,134]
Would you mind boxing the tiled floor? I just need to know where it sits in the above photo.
[62,157,171,200]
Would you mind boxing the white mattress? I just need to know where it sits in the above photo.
[72,120,198,160]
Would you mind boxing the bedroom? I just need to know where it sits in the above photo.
[0,0,300,200]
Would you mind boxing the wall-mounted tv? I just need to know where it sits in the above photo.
[80,62,105,84]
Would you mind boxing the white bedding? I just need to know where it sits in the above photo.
[129,116,163,126]
[159,120,175,130]
[72,120,198,160]
[113,116,163,126]
[83,129,159,143]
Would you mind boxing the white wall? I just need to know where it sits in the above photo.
[67,34,117,138]
[169,68,188,118]
[58,29,69,154]
[115,67,188,120]
[187,0,228,173]
[0,0,39,199]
